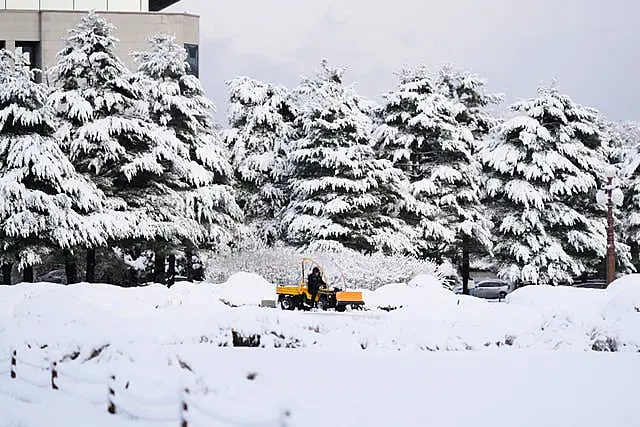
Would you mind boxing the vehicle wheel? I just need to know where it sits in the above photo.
[335,304,346,312]
[280,296,295,310]
[498,292,507,301]
[317,298,328,311]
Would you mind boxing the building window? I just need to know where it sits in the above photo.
[15,41,41,81]
[15,41,40,70]
[0,41,5,50]
[184,43,199,77]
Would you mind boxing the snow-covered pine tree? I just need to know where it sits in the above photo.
[374,67,449,258]
[434,65,502,293]
[0,49,106,283]
[224,76,296,246]
[609,121,640,269]
[0,52,9,286]
[373,65,494,284]
[436,64,502,141]
[133,33,242,282]
[480,85,613,285]
[48,12,199,283]
[605,120,640,165]
[283,60,414,254]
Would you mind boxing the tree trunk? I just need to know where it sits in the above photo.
[1,263,12,286]
[154,252,166,284]
[128,268,139,287]
[167,254,176,287]
[86,249,96,283]
[462,235,470,295]
[184,249,194,282]
[23,265,34,283]
[632,243,640,273]
[64,250,78,285]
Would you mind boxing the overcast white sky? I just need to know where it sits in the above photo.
[168,0,640,124]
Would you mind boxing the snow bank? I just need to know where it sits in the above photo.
[2,274,640,355]
[506,285,605,319]
[208,272,275,307]
[604,274,640,315]
[364,274,455,310]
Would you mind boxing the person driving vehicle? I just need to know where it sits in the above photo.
[307,266,325,308]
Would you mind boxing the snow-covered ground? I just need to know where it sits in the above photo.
[1,273,640,426]
[2,272,639,353]
[1,348,638,427]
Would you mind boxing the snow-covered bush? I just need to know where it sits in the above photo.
[204,245,445,290]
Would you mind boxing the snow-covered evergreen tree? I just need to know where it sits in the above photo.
[436,64,502,141]
[283,60,414,254]
[133,33,242,281]
[480,85,615,285]
[48,12,203,282]
[605,120,640,165]
[436,65,502,294]
[0,49,105,282]
[374,65,495,281]
[374,67,450,258]
[224,76,296,245]
[610,121,640,269]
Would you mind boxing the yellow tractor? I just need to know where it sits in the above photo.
[275,257,364,311]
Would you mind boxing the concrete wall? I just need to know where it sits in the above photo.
[0,10,40,42]
[0,10,198,72]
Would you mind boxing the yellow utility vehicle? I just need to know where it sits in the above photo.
[275,257,364,311]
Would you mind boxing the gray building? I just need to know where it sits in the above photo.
[0,0,199,75]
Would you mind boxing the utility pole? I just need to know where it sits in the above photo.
[606,176,615,285]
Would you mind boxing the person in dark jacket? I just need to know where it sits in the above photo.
[307,267,325,308]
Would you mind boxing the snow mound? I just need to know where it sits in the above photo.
[607,274,640,293]
[6,286,136,351]
[408,274,445,289]
[65,282,174,316]
[364,284,413,309]
[603,274,640,317]
[365,274,455,311]
[0,282,64,316]
[506,285,604,317]
[209,272,275,307]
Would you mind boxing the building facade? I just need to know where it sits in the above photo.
[0,0,199,75]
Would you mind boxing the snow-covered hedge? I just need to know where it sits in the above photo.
[204,245,446,290]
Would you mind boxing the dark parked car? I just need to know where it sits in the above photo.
[38,269,66,284]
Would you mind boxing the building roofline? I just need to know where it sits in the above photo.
[0,9,199,18]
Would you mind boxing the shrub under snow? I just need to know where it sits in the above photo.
[204,245,446,290]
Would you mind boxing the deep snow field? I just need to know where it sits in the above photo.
[1,272,639,426]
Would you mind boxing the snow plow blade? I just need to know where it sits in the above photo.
[336,291,363,303]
